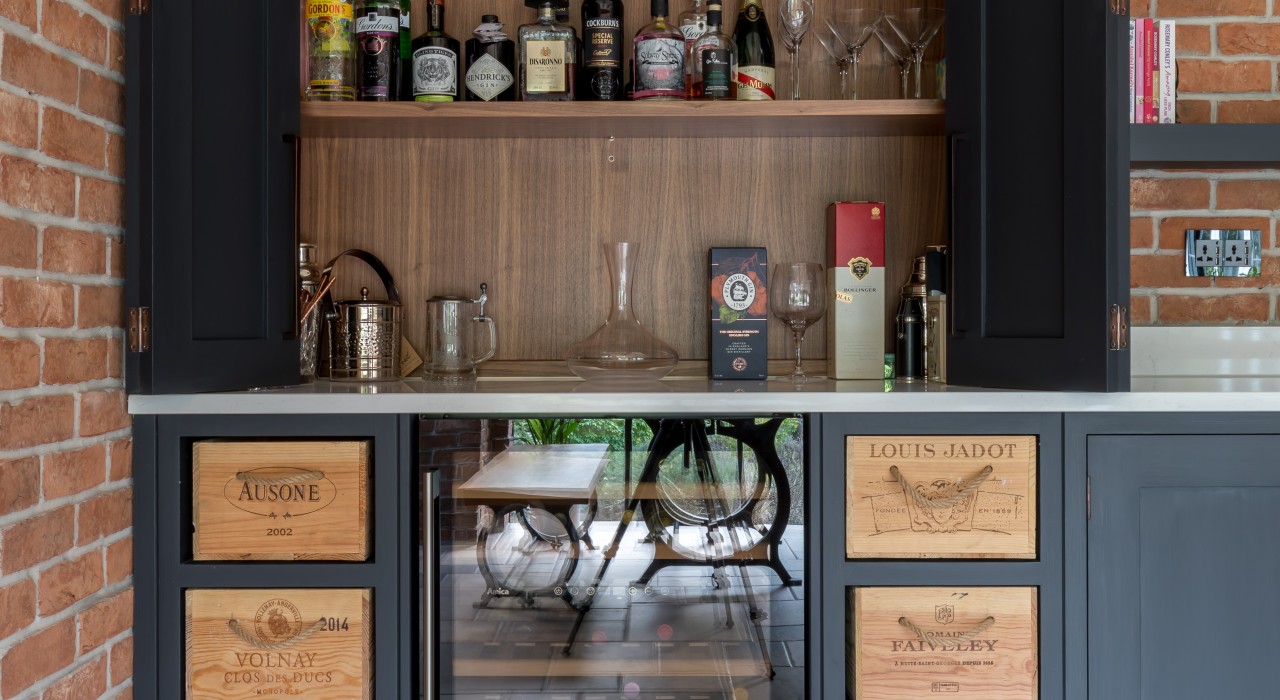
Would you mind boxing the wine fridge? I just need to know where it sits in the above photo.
[420,416,808,699]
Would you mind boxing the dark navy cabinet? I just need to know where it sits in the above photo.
[1079,417,1280,700]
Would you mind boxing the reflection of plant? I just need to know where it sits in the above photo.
[524,419,582,445]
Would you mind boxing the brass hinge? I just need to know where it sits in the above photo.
[1086,476,1092,520]
[129,0,149,16]
[128,307,151,352]
[1109,0,1128,15]
[1108,304,1129,351]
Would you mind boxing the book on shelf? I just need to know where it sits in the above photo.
[1130,18,1177,124]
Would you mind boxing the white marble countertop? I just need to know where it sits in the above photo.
[126,375,1280,415]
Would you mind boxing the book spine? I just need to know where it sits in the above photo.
[1160,19,1177,123]
[1129,19,1136,124]
[1146,18,1157,123]
[1135,18,1147,124]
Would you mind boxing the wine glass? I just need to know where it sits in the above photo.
[778,0,815,100]
[815,24,853,99]
[885,7,945,99]
[770,263,827,383]
[875,22,915,99]
[826,9,883,100]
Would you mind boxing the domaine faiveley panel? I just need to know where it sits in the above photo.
[846,435,1037,559]
[850,587,1039,700]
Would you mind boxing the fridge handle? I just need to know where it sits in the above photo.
[422,469,438,700]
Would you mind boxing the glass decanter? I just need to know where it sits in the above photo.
[566,241,679,381]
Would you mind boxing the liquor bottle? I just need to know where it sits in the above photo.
[465,15,516,101]
[398,0,411,99]
[732,0,775,100]
[305,0,356,101]
[581,0,625,100]
[689,2,736,100]
[519,1,576,101]
[633,0,685,100]
[678,0,707,84]
[412,0,461,102]
[355,1,400,101]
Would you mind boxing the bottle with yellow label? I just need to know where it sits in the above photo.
[305,0,356,101]
[732,0,775,100]
[519,0,577,100]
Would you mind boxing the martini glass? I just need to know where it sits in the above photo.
[778,0,815,100]
[875,22,915,99]
[770,263,827,383]
[885,7,945,99]
[815,23,852,99]
[826,9,883,100]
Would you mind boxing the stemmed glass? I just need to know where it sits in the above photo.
[826,9,883,100]
[885,8,945,98]
[815,24,852,99]
[770,263,827,382]
[875,22,914,99]
[778,0,815,100]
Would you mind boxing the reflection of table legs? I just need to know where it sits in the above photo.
[473,502,582,610]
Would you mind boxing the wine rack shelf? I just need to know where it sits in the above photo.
[301,100,947,139]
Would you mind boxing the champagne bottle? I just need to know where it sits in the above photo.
[732,0,775,100]
[581,0,625,100]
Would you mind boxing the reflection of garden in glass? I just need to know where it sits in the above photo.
[513,418,805,525]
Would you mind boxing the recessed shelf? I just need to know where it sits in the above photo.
[300,99,947,139]
[1130,124,1280,169]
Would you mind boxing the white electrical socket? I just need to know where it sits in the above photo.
[1192,238,1222,267]
[1223,239,1251,266]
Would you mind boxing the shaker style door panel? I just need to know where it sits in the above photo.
[126,1,300,393]
[946,0,1129,391]
[1088,435,1280,700]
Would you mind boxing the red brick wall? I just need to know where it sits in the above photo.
[420,419,512,546]
[0,0,131,697]
[1131,0,1280,325]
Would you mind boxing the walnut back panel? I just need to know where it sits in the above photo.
[303,131,945,365]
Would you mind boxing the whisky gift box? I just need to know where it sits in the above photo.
[186,588,372,700]
[850,586,1039,700]
[827,202,885,379]
[709,247,768,380]
[193,440,371,561]
[845,435,1037,559]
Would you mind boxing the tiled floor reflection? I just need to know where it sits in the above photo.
[438,517,805,700]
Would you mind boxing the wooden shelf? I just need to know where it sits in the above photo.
[1131,124,1280,169]
[300,99,947,139]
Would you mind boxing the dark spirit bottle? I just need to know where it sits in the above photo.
[732,0,775,100]
[519,1,576,101]
[465,15,516,101]
[412,0,461,102]
[355,1,400,101]
[634,0,684,100]
[689,2,736,99]
[581,0,624,100]
[398,0,411,99]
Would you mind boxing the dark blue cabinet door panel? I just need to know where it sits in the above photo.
[1089,436,1280,700]
[126,2,300,393]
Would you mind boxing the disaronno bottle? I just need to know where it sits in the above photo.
[465,15,516,101]
[519,0,577,101]
[412,0,460,101]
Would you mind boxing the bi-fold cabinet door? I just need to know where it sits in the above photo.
[1086,425,1280,700]
[821,413,1065,700]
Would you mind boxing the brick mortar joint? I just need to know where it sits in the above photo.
[5,630,134,700]
[0,577,132,658]
[0,478,131,531]
[0,16,125,83]
[0,135,127,183]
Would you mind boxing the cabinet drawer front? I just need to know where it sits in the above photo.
[185,588,372,700]
[852,586,1039,700]
[846,435,1037,559]
[193,440,370,560]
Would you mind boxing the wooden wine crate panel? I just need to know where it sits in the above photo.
[192,440,370,561]
[303,132,946,365]
[185,588,372,700]
[845,436,1037,559]
[851,587,1039,700]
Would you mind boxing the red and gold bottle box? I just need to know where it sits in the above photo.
[709,247,768,380]
[827,202,885,380]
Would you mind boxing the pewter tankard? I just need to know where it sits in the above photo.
[425,283,496,379]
